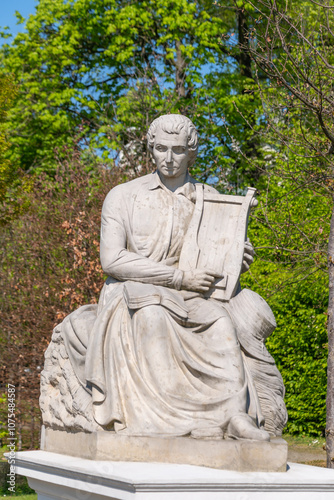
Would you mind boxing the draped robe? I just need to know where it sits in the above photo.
[63,172,253,437]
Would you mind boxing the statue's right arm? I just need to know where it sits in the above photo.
[99,187,183,290]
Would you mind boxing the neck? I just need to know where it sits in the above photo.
[158,171,188,192]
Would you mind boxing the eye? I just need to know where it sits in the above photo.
[172,146,186,154]
[155,144,167,152]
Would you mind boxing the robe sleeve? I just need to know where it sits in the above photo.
[100,186,183,289]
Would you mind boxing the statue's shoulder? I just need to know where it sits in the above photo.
[111,173,153,193]
[203,183,220,195]
[189,176,220,196]
[103,174,153,204]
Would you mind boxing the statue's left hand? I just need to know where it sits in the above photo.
[241,240,254,274]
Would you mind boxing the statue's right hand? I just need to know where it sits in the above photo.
[181,269,222,293]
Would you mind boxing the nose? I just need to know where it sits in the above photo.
[166,148,173,163]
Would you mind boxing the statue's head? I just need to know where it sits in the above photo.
[147,114,198,170]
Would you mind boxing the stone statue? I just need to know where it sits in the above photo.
[40,114,287,446]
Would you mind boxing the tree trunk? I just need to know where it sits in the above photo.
[327,199,334,468]
[237,9,252,79]
[234,7,262,184]
[175,40,186,98]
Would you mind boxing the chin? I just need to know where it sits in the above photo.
[161,169,179,177]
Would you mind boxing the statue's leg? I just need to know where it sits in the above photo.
[133,305,244,395]
[210,318,270,441]
[195,314,270,441]
[132,304,175,379]
[190,315,244,439]
[129,303,270,440]
[195,314,245,390]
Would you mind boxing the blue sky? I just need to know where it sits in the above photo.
[1,0,37,42]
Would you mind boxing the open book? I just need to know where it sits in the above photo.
[123,281,188,319]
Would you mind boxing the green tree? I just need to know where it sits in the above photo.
[0,0,264,188]
[0,74,17,202]
[232,0,334,465]
[242,171,329,436]
[0,147,122,449]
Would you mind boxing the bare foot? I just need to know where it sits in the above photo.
[226,414,270,441]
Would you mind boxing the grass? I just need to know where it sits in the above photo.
[303,459,327,467]
[283,433,326,451]
[1,496,37,500]
[1,447,37,497]
[283,433,327,468]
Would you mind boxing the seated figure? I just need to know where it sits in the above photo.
[40,114,287,441]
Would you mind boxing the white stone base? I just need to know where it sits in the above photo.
[41,427,288,472]
[15,450,334,500]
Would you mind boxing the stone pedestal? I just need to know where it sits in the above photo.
[41,427,287,472]
[15,450,334,500]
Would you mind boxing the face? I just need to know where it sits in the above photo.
[152,128,189,180]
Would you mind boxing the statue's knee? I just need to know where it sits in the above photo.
[132,305,167,342]
[133,304,165,325]
[215,315,238,343]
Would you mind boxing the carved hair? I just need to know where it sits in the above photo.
[147,114,198,168]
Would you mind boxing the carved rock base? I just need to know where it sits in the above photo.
[41,426,287,472]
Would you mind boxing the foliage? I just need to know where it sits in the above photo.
[239,125,330,436]
[0,74,37,225]
[0,460,35,495]
[0,147,123,449]
[0,75,17,200]
[0,0,264,189]
[231,0,333,438]
[243,186,329,435]
[0,394,8,443]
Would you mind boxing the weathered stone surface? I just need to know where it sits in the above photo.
[41,427,288,472]
[40,114,288,466]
